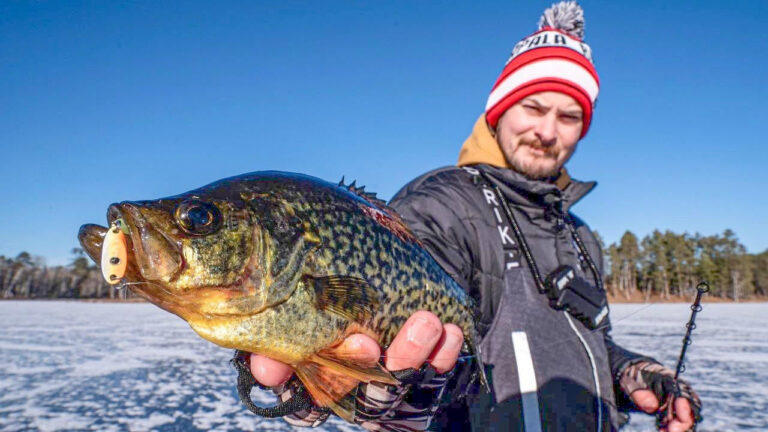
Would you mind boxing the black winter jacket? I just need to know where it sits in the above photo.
[390,164,647,431]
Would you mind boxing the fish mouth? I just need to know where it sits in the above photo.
[107,202,184,283]
[79,202,258,320]
[78,203,190,316]
[78,224,108,264]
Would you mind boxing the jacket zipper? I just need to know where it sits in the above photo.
[553,196,604,431]
[560,212,603,432]
[472,169,606,430]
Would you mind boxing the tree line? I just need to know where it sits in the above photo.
[599,229,767,301]
[2,229,767,301]
[0,249,136,300]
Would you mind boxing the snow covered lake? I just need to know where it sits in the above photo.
[0,301,765,431]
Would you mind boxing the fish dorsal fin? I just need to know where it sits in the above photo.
[337,177,422,246]
[305,275,380,324]
[338,176,388,208]
[358,205,423,246]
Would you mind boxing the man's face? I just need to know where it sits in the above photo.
[496,91,584,180]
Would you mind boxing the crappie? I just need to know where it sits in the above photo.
[78,171,482,420]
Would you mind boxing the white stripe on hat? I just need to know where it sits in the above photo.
[485,58,599,112]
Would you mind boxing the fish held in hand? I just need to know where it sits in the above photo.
[78,171,484,420]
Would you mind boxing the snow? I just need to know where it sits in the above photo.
[0,300,765,431]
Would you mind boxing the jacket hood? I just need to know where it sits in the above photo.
[457,114,509,169]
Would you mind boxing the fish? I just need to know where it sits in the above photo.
[77,171,484,421]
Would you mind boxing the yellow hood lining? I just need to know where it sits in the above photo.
[456,114,572,191]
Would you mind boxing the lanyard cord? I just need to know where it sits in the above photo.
[480,171,608,431]
[490,182,547,293]
[482,172,604,294]
[563,218,604,292]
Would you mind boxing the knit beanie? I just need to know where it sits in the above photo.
[485,1,599,138]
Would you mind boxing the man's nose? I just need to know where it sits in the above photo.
[534,113,557,146]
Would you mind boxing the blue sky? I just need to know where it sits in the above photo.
[1,0,766,266]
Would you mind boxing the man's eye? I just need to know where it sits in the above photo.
[523,105,542,114]
[560,114,581,123]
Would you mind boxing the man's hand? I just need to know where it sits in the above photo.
[630,389,695,432]
[248,310,464,429]
[250,310,464,385]
[621,361,702,432]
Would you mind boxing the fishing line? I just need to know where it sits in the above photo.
[114,280,178,299]
[116,280,166,289]
[527,302,659,357]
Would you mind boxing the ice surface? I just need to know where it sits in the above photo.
[609,302,768,431]
[0,301,765,431]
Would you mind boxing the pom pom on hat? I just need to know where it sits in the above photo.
[485,1,599,138]
[538,1,585,39]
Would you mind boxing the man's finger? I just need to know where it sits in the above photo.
[384,310,443,371]
[629,389,659,414]
[336,333,381,367]
[428,323,464,373]
[665,398,695,432]
[250,354,294,387]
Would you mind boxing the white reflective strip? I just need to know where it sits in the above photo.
[486,59,599,111]
[462,166,480,176]
[497,225,515,246]
[595,305,609,327]
[512,332,542,432]
[493,207,503,224]
[482,188,498,206]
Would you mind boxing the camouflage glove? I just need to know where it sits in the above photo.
[270,377,331,427]
[272,365,453,431]
[619,360,702,429]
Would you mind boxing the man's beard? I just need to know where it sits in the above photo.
[506,137,568,180]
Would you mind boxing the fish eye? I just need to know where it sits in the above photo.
[175,200,222,235]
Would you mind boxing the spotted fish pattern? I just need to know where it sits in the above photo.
[78,171,481,421]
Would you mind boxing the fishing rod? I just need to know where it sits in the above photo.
[656,281,708,430]
[674,282,709,380]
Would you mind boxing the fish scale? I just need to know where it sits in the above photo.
[78,171,484,422]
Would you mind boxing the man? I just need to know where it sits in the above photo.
[249,2,701,430]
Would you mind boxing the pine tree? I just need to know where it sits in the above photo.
[753,250,768,296]
[617,231,640,299]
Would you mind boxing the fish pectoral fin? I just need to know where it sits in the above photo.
[295,360,359,422]
[306,275,381,324]
[296,353,398,422]
[313,350,397,385]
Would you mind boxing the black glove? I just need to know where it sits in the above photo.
[271,364,453,430]
[619,360,702,430]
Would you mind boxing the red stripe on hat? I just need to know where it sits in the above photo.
[486,80,594,139]
[491,47,599,93]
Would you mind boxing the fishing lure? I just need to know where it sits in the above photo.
[101,219,128,285]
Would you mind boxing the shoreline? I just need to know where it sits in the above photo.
[607,292,767,304]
